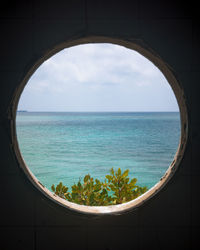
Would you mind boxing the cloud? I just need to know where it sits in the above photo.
[39,43,161,86]
[18,43,179,112]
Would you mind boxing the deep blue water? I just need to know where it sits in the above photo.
[16,112,180,191]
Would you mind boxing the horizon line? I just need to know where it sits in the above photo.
[17,110,179,113]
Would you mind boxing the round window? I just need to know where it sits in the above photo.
[13,40,187,214]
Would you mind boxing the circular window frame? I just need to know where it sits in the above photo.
[11,36,188,215]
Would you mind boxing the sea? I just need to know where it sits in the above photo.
[16,112,180,191]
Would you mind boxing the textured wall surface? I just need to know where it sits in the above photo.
[0,1,199,249]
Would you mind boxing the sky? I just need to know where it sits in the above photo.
[18,43,179,112]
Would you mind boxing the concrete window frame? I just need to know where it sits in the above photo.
[11,36,188,215]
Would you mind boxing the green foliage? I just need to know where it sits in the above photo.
[51,182,70,200]
[51,168,148,206]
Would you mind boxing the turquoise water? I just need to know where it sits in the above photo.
[16,112,180,191]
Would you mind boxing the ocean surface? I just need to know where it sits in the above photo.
[16,112,180,191]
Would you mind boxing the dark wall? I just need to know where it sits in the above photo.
[0,1,199,249]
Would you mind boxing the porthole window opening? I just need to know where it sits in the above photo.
[15,42,181,211]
